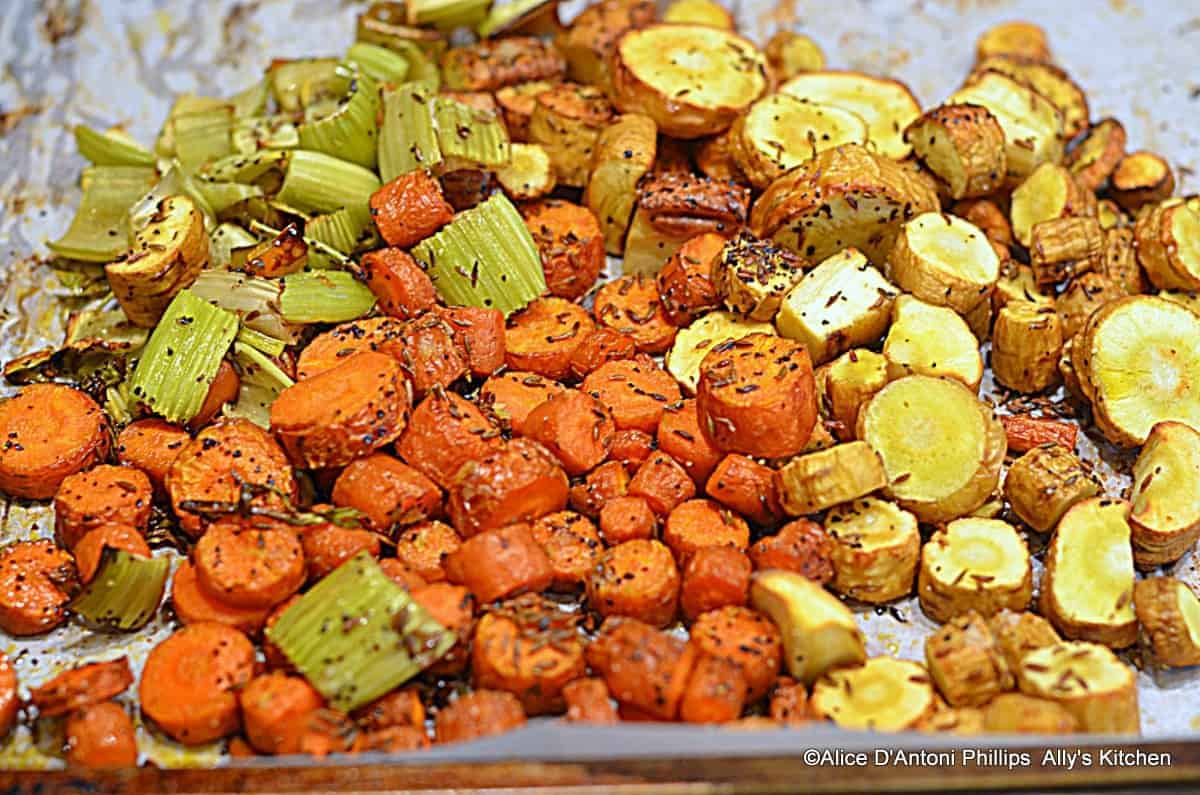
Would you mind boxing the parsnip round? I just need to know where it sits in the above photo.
[918,518,1032,622]
[811,657,937,731]
[729,95,867,189]
[824,497,919,604]
[889,212,1000,315]
[1134,577,1200,668]
[1016,642,1139,734]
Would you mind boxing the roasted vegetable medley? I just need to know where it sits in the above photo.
[3,0,1200,768]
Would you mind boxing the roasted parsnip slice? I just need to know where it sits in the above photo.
[778,71,921,159]
[1009,162,1092,248]
[972,55,1089,140]
[1110,151,1175,213]
[529,83,614,187]
[664,311,773,394]
[883,296,983,391]
[662,0,732,28]
[763,31,825,82]
[496,143,557,200]
[1015,642,1139,734]
[1134,198,1200,291]
[992,262,1051,314]
[107,195,209,327]
[750,143,938,264]
[585,113,656,256]
[859,376,1004,523]
[495,80,556,142]
[774,248,897,366]
[824,497,919,604]
[811,657,936,731]
[975,21,1051,63]
[1054,273,1123,341]
[711,232,807,321]
[918,518,1032,623]
[1097,227,1145,295]
[1066,118,1126,192]
[1029,216,1104,287]
[553,0,655,87]
[1076,296,1200,446]
[987,610,1062,675]
[729,95,868,189]
[1003,444,1098,533]
[949,72,1063,182]
[822,349,888,441]
[904,104,1005,199]
[991,300,1062,393]
[750,570,866,685]
[778,441,887,516]
[916,707,985,736]
[924,611,1013,708]
[1134,577,1200,668]
[1040,498,1136,648]
[1130,421,1200,567]
[888,212,1000,315]
[982,693,1077,734]
[611,25,768,139]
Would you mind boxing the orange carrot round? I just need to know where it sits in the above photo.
[680,545,751,621]
[585,618,698,720]
[608,428,656,472]
[115,419,190,496]
[332,453,443,532]
[748,519,834,584]
[436,306,507,378]
[522,199,606,301]
[689,606,783,702]
[396,389,503,490]
[240,671,326,754]
[189,359,240,431]
[0,384,110,500]
[369,169,454,249]
[504,297,595,380]
[657,400,723,485]
[0,540,78,636]
[657,233,723,326]
[54,465,152,550]
[587,539,679,627]
[394,521,462,583]
[582,356,681,433]
[434,690,526,744]
[663,498,749,564]
[628,451,696,515]
[296,316,407,381]
[562,678,618,724]
[598,495,658,545]
[529,511,602,590]
[299,521,381,582]
[478,371,566,435]
[354,688,426,732]
[443,523,555,602]
[568,460,630,518]
[362,248,438,320]
[65,701,138,768]
[523,389,615,476]
[569,328,638,380]
[29,657,133,718]
[411,582,476,676]
[171,559,271,635]
[447,439,569,538]
[679,653,747,724]
[594,275,677,354]
[193,519,306,609]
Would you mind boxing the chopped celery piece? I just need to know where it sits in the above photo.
[156,94,229,159]
[378,80,442,181]
[74,125,156,167]
[344,42,411,83]
[298,73,381,170]
[104,380,136,426]
[266,552,455,711]
[412,192,545,316]
[269,58,344,113]
[435,97,511,169]
[306,204,373,255]
[69,549,170,632]
[231,78,270,119]
[126,164,217,235]
[210,223,259,269]
[129,290,239,423]
[275,150,380,216]
[170,106,234,174]
[408,0,491,31]
[202,149,290,188]
[48,261,110,298]
[235,326,287,359]
[190,270,297,342]
[48,166,156,262]
[232,114,300,155]
[226,341,294,427]
[477,0,557,37]
[196,179,264,215]
[280,271,376,323]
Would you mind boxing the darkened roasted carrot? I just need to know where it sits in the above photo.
[192,519,306,609]
[447,439,569,537]
[1000,414,1078,453]
[115,419,190,496]
[530,511,602,590]
[64,701,138,768]
[748,519,834,585]
[663,498,749,565]
[582,356,681,433]
[479,371,567,435]
[54,465,152,550]
[171,560,271,635]
[397,313,469,398]
[705,454,784,526]
[434,689,527,744]
[0,383,110,500]
[362,248,438,320]
[444,523,555,602]
[628,451,696,515]
[0,653,17,740]
[73,524,151,583]
[586,617,698,720]
[608,428,656,472]
[296,708,357,757]
[393,521,462,583]
[472,594,586,714]
[369,169,455,248]
[189,360,240,431]
[166,417,297,537]
[594,275,677,354]
[436,306,507,378]
[299,520,381,581]
[396,389,504,490]
[271,350,411,469]
[522,200,606,300]
[0,540,78,636]
[377,558,428,593]
[679,653,747,724]
[680,545,752,621]
[505,297,596,381]
[524,389,615,476]
[354,687,426,732]
[598,495,658,544]
[689,606,783,702]
[568,460,630,518]
[587,539,679,627]
[295,317,407,381]
[768,677,811,724]
[657,233,724,325]
[351,725,429,752]
[331,453,443,531]
[139,622,256,745]
[411,582,476,676]
[657,400,722,485]
[261,594,300,671]
[29,657,133,718]
[239,671,326,755]
[568,328,638,379]
[562,678,618,724]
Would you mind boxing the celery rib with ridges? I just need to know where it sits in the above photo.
[280,271,377,323]
[266,552,455,712]
[73,125,156,167]
[343,42,411,83]
[435,96,511,170]
[48,166,156,262]
[275,150,381,216]
[407,0,491,31]
[412,192,546,316]
[69,549,170,632]
[379,80,443,181]
[128,289,239,423]
[298,72,381,171]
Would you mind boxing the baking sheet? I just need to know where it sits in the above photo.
[1,0,1200,771]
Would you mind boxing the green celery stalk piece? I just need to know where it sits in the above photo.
[74,125,156,167]
[69,549,170,632]
[279,271,376,323]
[298,72,381,171]
[344,42,411,84]
[378,80,442,182]
[48,165,157,262]
[275,150,381,216]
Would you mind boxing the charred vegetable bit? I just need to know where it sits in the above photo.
[69,548,170,632]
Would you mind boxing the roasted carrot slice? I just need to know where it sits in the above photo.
[362,248,438,321]
[690,605,783,702]
[472,594,586,714]
[657,400,723,485]
[115,419,190,496]
[585,617,698,721]
[0,383,109,500]
[598,495,658,544]
[354,687,426,732]
[705,454,784,526]
[377,558,428,593]
[396,389,503,490]
[608,428,656,472]
[769,677,812,724]
[680,545,751,621]
[171,559,271,635]
[0,653,17,740]
[296,316,407,381]
[240,671,326,755]
[261,594,300,672]
[271,350,410,469]
[587,539,680,628]
[1001,414,1078,453]
[522,200,606,301]
[394,521,462,583]
[444,523,555,602]
[139,622,256,745]
[594,275,677,354]
[447,439,570,537]
[563,678,618,724]
[478,371,566,435]
[748,518,834,585]
[29,657,133,718]
[165,417,297,537]
[189,359,240,431]
[436,306,507,378]
[434,690,527,744]
[568,460,629,518]
[679,653,747,724]
[64,702,138,768]
[352,725,429,752]
[0,540,78,636]
[581,356,681,433]
[568,328,638,379]
[628,451,696,515]
[524,389,615,476]
[397,313,469,399]
[369,169,455,248]
[529,511,602,590]
[411,582,476,675]
[73,524,151,583]
[299,521,381,582]
[54,465,152,550]
[296,708,357,757]
[657,233,723,326]
[505,297,595,381]
[332,453,443,532]
[192,519,305,609]
[663,498,749,565]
